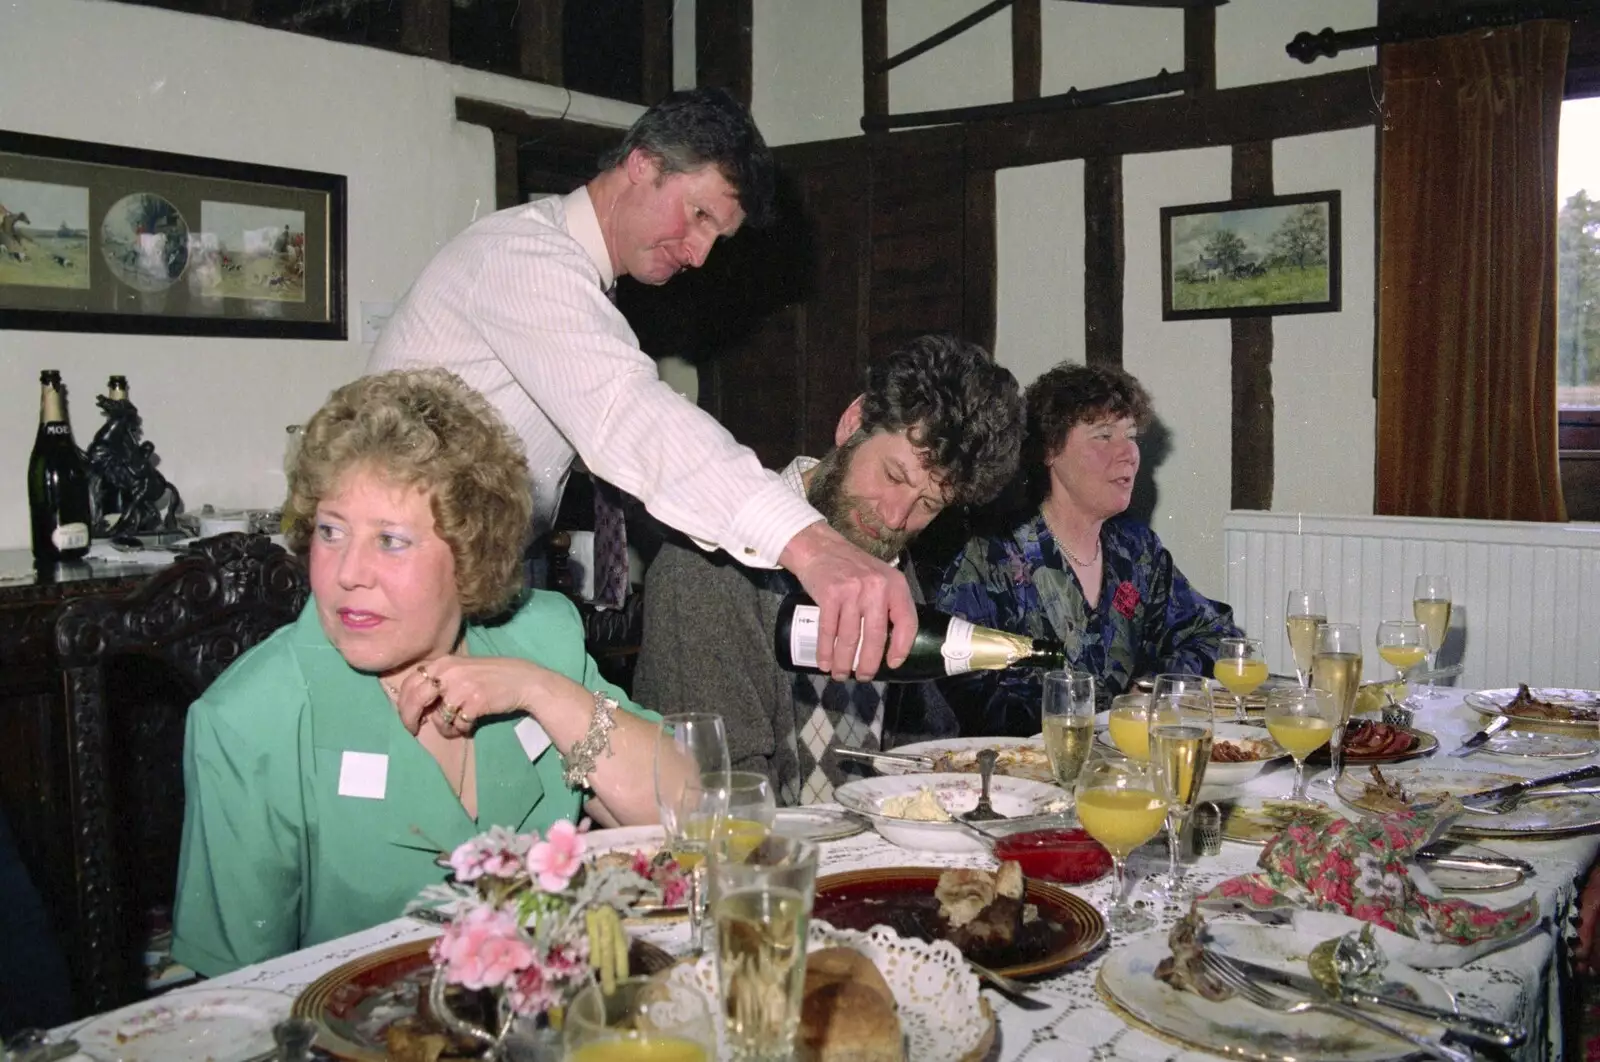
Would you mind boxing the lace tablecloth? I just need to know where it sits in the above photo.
[53,691,1598,1061]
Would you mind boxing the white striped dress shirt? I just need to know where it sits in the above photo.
[367,188,822,566]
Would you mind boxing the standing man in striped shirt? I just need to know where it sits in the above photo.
[368,88,915,680]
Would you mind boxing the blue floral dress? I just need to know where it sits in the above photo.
[934,513,1241,735]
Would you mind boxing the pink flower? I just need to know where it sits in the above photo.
[449,830,533,883]
[433,906,534,991]
[527,819,586,891]
[1111,581,1140,619]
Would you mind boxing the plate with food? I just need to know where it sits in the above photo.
[811,862,1106,979]
[833,773,1065,853]
[293,937,674,1061]
[75,987,294,1062]
[868,736,1055,783]
[1465,685,1600,730]
[1333,764,1600,838]
[1097,916,1454,1061]
[1217,797,1343,845]
[1306,720,1437,765]
[1095,722,1288,786]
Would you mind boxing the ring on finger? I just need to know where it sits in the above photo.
[440,703,461,726]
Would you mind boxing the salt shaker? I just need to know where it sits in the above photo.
[272,1017,317,1062]
[1188,801,1223,858]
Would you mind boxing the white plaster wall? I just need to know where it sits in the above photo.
[993,161,1085,383]
[886,0,1012,118]
[1,0,640,550]
[1217,0,1377,89]
[1122,148,1234,599]
[751,0,862,145]
[1040,4,1182,97]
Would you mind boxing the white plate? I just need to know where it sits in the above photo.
[834,772,1065,853]
[1464,687,1600,729]
[1419,841,1526,892]
[581,823,666,856]
[1482,729,1600,759]
[1097,921,1452,1061]
[771,806,868,843]
[879,736,1053,782]
[1333,764,1600,838]
[76,987,293,1062]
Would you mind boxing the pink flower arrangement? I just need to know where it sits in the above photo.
[412,823,688,1018]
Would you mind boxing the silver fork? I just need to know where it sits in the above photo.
[1483,785,1600,814]
[967,960,1049,1010]
[1199,952,1474,1062]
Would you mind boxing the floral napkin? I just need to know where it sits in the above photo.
[1198,800,1539,959]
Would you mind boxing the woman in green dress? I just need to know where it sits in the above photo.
[172,368,685,976]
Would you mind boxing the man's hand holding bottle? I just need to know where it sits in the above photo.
[777,521,917,682]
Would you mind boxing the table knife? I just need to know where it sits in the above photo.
[829,747,934,771]
[1414,847,1534,875]
[1448,714,1510,757]
[1459,763,1600,811]
[1213,952,1524,1047]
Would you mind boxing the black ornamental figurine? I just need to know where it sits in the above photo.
[85,378,183,537]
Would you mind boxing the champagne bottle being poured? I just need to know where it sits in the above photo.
[773,591,1065,681]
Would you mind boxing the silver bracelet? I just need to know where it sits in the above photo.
[563,690,619,788]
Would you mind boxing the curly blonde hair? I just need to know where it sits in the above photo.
[284,369,533,619]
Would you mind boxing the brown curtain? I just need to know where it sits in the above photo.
[1376,21,1569,521]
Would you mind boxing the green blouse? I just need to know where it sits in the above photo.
[171,592,654,976]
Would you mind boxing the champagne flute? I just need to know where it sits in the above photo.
[692,770,777,865]
[1412,574,1452,699]
[563,974,718,1062]
[1376,619,1427,701]
[655,713,731,944]
[1042,670,1096,798]
[1148,674,1214,902]
[1264,687,1337,802]
[1214,636,1267,723]
[1107,692,1151,761]
[1074,756,1167,934]
[1311,623,1362,788]
[1285,589,1328,690]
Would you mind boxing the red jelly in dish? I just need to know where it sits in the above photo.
[993,827,1112,885]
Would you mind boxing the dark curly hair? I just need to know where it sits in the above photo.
[1021,362,1153,507]
[856,334,1023,507]
[598,87,776,229]
[284,369,534,620]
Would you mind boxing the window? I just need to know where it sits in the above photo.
[1558,98,1600,520]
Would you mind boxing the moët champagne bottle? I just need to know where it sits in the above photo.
[28,370,93,567]
[773,591,1065,681]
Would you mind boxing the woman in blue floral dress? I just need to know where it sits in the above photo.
[935,364,1241,735]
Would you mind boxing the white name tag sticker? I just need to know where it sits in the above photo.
[515,717,552,761]
[338,751,389,800]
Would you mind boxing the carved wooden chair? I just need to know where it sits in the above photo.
[52,533,307,1013]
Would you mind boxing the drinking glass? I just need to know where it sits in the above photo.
[1042,670,1096,797]
[655,713,732,945]
[1412,574,1453,699]
[563,974,718,1062]
[1148,675,1213,902]
[696,771,777,866]
[1107,692,1151,761]
[1376,619,1427,686]
[709,834,819,1062]
[1311,623,1362,787]
[1074,756,1167,934]
[1214,636,1267,723]
[1284,589,1328,689]
[1264,687,1337,801]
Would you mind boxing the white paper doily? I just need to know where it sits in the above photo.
[664,919,991,1062]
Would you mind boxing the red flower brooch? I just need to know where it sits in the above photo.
[1112,581,1140,618]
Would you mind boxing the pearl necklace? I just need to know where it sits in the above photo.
[1040,506,1101,568]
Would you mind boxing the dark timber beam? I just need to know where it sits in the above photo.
[698,0,753,106]
[863,69,1193,131]
[518,0,563,85]
[967,66,1378,170]
[965,171,999,353]
[1230,140,1274,511]
[863,0,889,119]
[1183,4,1216,95]
[642,0,673,104]
[205,0,254,18]
[1084,156,1124,367]
[878,0,1014,73]
[1014,0,1042,100]
[401,0,449,61]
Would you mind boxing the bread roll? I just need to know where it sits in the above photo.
[796,947,903,1062]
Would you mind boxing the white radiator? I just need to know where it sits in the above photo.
[1222,511,1600,690]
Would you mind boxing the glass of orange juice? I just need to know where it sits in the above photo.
[1264,687,1337,802]
[1107,693,1151,760]
[1214,636,1268,724]
[1074,756,1167,934]
[563,975,716,1062]
[1376,619,1427,697]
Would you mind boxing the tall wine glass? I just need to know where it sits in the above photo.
[1412,574,1452,699]
[1042,670,1096,799]
[1376,619,1427,700]
[1075,756,1167,935]
[1214,636,1267,723]
[1148,675,1213,902]
[1285,589,1328,689]
[655,713,731,945]
[1264,687,1337,802]
[1311,623,1362,788]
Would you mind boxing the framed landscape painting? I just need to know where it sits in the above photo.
[1160,191,1341,321]
[0,130,346,339]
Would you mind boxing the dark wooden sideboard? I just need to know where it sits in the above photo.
[0,535,308,1017]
